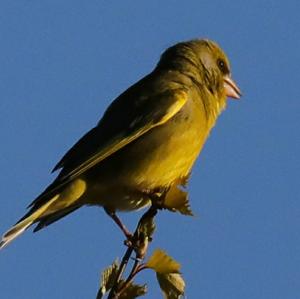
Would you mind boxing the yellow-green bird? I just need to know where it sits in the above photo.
[0,39,241,249]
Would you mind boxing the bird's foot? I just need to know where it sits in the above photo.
[142,186,170,209]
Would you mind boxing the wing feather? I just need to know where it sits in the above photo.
[58,88,188,182]
[28,86,188,209]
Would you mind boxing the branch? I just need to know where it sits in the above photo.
[106,205,158,299]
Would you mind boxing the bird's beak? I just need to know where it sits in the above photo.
[223,75,242,99]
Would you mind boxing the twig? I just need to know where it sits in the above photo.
[107,205,158,299]
[107,246,134,299]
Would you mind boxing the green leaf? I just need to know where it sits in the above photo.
[156,273,185,299]
[98,259,119,297]
[118,281,147,299]
[146,249,181,274]
[163,178,193,216]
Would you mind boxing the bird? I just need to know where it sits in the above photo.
[0,39,241,249]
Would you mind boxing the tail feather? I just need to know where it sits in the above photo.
[0,179,87,250]
[0,194,60,250]
[0,217,34,249]
[33,205,80,232]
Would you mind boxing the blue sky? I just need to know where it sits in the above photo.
[0,1,299,298]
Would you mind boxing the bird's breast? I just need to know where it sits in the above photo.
[84,95,210,211]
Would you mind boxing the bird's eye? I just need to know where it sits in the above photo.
[217,59,227,73]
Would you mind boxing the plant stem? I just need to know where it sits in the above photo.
[107,205,158,299]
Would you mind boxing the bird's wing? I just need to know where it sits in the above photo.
[28,86,188,209]
[28,82,189,210]
[54,87,188,183]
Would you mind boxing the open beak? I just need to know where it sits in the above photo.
[223,75,242,99]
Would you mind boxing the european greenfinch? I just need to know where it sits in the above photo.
[0,39,241,249]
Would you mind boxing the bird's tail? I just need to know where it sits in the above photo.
[0,194,60,249]
[0,178,87,250]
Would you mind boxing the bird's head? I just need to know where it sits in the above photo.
[157,39,241,101]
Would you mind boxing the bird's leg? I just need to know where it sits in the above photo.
[104,208,132,239]
[107,204,158,299]
[107,189,168,298]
